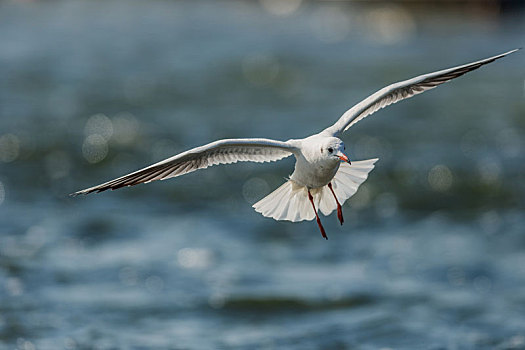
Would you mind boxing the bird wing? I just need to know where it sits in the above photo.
[71,138,297,195]
[322,49,519,136]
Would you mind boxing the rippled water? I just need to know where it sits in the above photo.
[1,1,525,349]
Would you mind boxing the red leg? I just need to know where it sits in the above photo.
[308,190,328,240]
[328,183,344,225]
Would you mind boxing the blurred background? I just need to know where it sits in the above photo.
[1,0,524,349]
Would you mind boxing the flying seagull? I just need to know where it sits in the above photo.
[72,49,519,239]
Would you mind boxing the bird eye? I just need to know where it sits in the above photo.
[328,147,333,153]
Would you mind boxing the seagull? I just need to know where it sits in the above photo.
[72,49,519,239]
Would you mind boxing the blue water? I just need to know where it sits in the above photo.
[1,1,525,349]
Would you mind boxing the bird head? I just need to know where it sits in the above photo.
[320,138,351,164]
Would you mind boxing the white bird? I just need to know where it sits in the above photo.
[72,49,519,239]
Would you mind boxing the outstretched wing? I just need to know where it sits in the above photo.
[323,49,519,136]
[71,138,297,195]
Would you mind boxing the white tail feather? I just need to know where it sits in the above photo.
[253,158,378,222]
[252,180,315,222]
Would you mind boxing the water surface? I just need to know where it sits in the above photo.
[1,1,524,349]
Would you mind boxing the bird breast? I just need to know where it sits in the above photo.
[290,156,340,189]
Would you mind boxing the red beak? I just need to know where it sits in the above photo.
[338,154,351,165]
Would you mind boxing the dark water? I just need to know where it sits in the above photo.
[1,1,525,349]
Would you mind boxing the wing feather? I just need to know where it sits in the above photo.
[323,49,519,136]
[71,138,297,195]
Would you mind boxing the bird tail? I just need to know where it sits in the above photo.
[252,158,378,222]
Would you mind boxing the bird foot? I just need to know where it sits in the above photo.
[316,216,328,240]
[337,205,344,226]
[328,182,344,226]
[309,189,328,240]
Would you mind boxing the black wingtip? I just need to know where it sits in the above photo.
[69,191,85,197]
[503,48,521,56]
